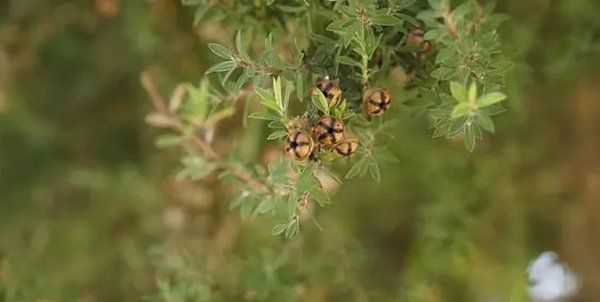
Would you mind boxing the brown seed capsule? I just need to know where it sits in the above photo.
[421,40,432,53]
[285,130,314,161]
[407,29,432,54]
[363,88,392,116]
[311,78,342,108]
[312,116,345,146]
[333,139,359,157]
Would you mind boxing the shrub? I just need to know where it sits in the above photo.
[144,0,511,238]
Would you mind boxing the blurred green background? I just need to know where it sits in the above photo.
[1,0,599,301]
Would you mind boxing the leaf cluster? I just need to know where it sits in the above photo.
[145,0,513,239]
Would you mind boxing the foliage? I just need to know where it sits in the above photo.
[1,0,600,301]
[144,0,512,239]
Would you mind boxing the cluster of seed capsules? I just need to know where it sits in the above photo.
[284,79,392,161]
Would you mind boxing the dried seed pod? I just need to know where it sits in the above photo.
[407,29,432,54]
[312,78,342,108]
[363,88,392,116]
[285,130,314,161]
[312,116,345,146]
[333,139,359,157]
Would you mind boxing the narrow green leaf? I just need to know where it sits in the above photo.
[154,134,181,149]
[423,28,447,40]
[271,224,287,235]
[205,61,234,74]
[285,219,299,238]
[336,55,361,68]
[311,91,330,115]
[190,164,217,181]
[310,188,331,206]
[267,130,287,140]
[397,12,420,26]
[476,113,495,133]
[286,192,298,218]
[476,92,506,108]
[365,33,382,58]
[276,5,306,13]
[448,116,467,137]
[375,148,400,163]
[451,103,471,118]
[283,80,292,111]
[254,87,274,103]
[368,159,381,182]
[345,157,368,179]
[452,1,472,18]
[417,9,442,21]
[188,80,209,119]
[240,196,254,220]
[229,192,249,210]
[235,31,251,61]
[268,158,288,185]
[273,76,283,111]
[234,67,252,90]
[428,0,448,11]
[371,14,403,26]
[450,82,467,102]
[431,67,457,80]
[207,43,231,59]
[267,120,285,129]
[435,47,455,64]
[262,99,283,114]
[295,74,305,102]
[255,87,282,114]
[248,111,279,121]
[464,123,476,152]
[468,82,478,103]
[255,199,273,214]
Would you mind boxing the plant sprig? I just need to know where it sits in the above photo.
[144,0,513,238]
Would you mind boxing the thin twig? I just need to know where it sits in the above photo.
[443,12,457,37]
[234,59,282,76]
[140,71,269,192]
[140,72,168,114]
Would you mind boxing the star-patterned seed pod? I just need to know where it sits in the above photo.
[363,88,392,116]
[284,130,314,161]
[333,139,359,157]
[311,78,342,108]
[312,116,345,146]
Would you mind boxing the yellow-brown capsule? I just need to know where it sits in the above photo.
[333,139,359,157]
[363,88,392,116]
[311,78,342,107]
[407,29,432,54]
[285,130,314,161]
[312,116,345,146]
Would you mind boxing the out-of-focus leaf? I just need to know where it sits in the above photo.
[154,134,181,149]
[271,224,287,235]
[336,55,361,68]
[451,103,471,118]
[476,113,495,133]
[450,82,467,102]
[464,123,476,152]
[205,61,234,74]
[207,43,232,59]
[477,92,507,108]
[371,15,403,27]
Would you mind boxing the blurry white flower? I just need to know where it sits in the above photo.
[527,251,579,301]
